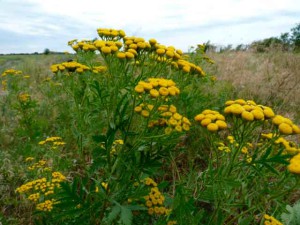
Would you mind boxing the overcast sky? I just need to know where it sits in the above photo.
[0,0,299,54]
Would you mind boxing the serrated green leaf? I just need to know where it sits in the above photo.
[107,205,121,223]
[120,205,133,225]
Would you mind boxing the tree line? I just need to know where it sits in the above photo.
[202,23,300,53]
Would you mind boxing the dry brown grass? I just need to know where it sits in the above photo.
[208,51,300,122]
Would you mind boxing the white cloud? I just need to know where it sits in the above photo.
[0,0,299,53]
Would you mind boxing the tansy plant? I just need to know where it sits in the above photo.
[191,98,300,224]
[4,28,300,225]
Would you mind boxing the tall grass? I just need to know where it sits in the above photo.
[207,51,300,122]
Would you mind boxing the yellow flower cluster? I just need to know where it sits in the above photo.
[25,157,34,162]
[92,65,107,74]
[217,137,253,162]
[68,39,97,52]
[16,177,46,193]
[36,199,54,212]
[287,153,300,174]
[16,171,66,194]
[224,99,275,121]
[227,136,253,163]
[172,59,205,76]
[38,136,66,147]
[194,109,227,132]
[51,61,90,74]
[1,69,27,91]
[27,159,51,171]
[1,68,22,77]
[147,42,205,76]
[134,102,191,133]
[261,133,300,154]
[28,193,40,202]
[158,106,191,133]
[134,103,154,118]
[16,171,66,212]
[52,171,67,182]
[122,36,151,56]
[18,93,30,103]
[110,139,124,155]
[153,43,182,59]
[97,28,126,40]
[217,142,231,153]
[143,178,171,216]
[65,28,209,78]
[264,214,283,225]
[134,78,180,98]
[272,115,300,135]
[93,40,123,55]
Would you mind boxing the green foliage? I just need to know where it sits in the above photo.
[290,23,300,52]
[44,48,50,55]
[249,22,300,52]
[281,201,300,225]
[1,28,300,225]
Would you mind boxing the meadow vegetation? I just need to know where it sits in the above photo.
[0,28,300,225]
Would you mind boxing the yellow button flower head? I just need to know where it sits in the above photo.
[128,48,137,56]
[263,214,283,225]
[288,163,300,174]
[243,104,254,111]
[173,113,182,120]
[175,125,182,132]
[278,123,293,135]
[195,110,227,131]
[129,43,137,50]
[263,107,275,118]
[119,30,126,37]
[235,99,247,105]
[207,123,219,132]
[182,65,191,73]
[158,79,168,87]
[110,45,118,52]
[159,87,169,96]
[150,89,159,97]
[125,39,133,45]
[101,46,111,54]
[125,51,135,59]
[272,115,285,125]
[224,106,232,114]
[134,84,144,93]
[225,100,235,106]
[241,111,254,121]
[140,82,153,91]
[166,50,174,58]
[292,124,300,134]
[194,114,205,121]
[205,114,217,120]
[216,120,227,129]
[201,118,212,126]
[251,109,264,120]
[230,104,245,115]
[134,106,142,113]
[149,38,157,45]
[117,52,126,59]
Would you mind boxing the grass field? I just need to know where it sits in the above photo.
[0,33,300,225]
